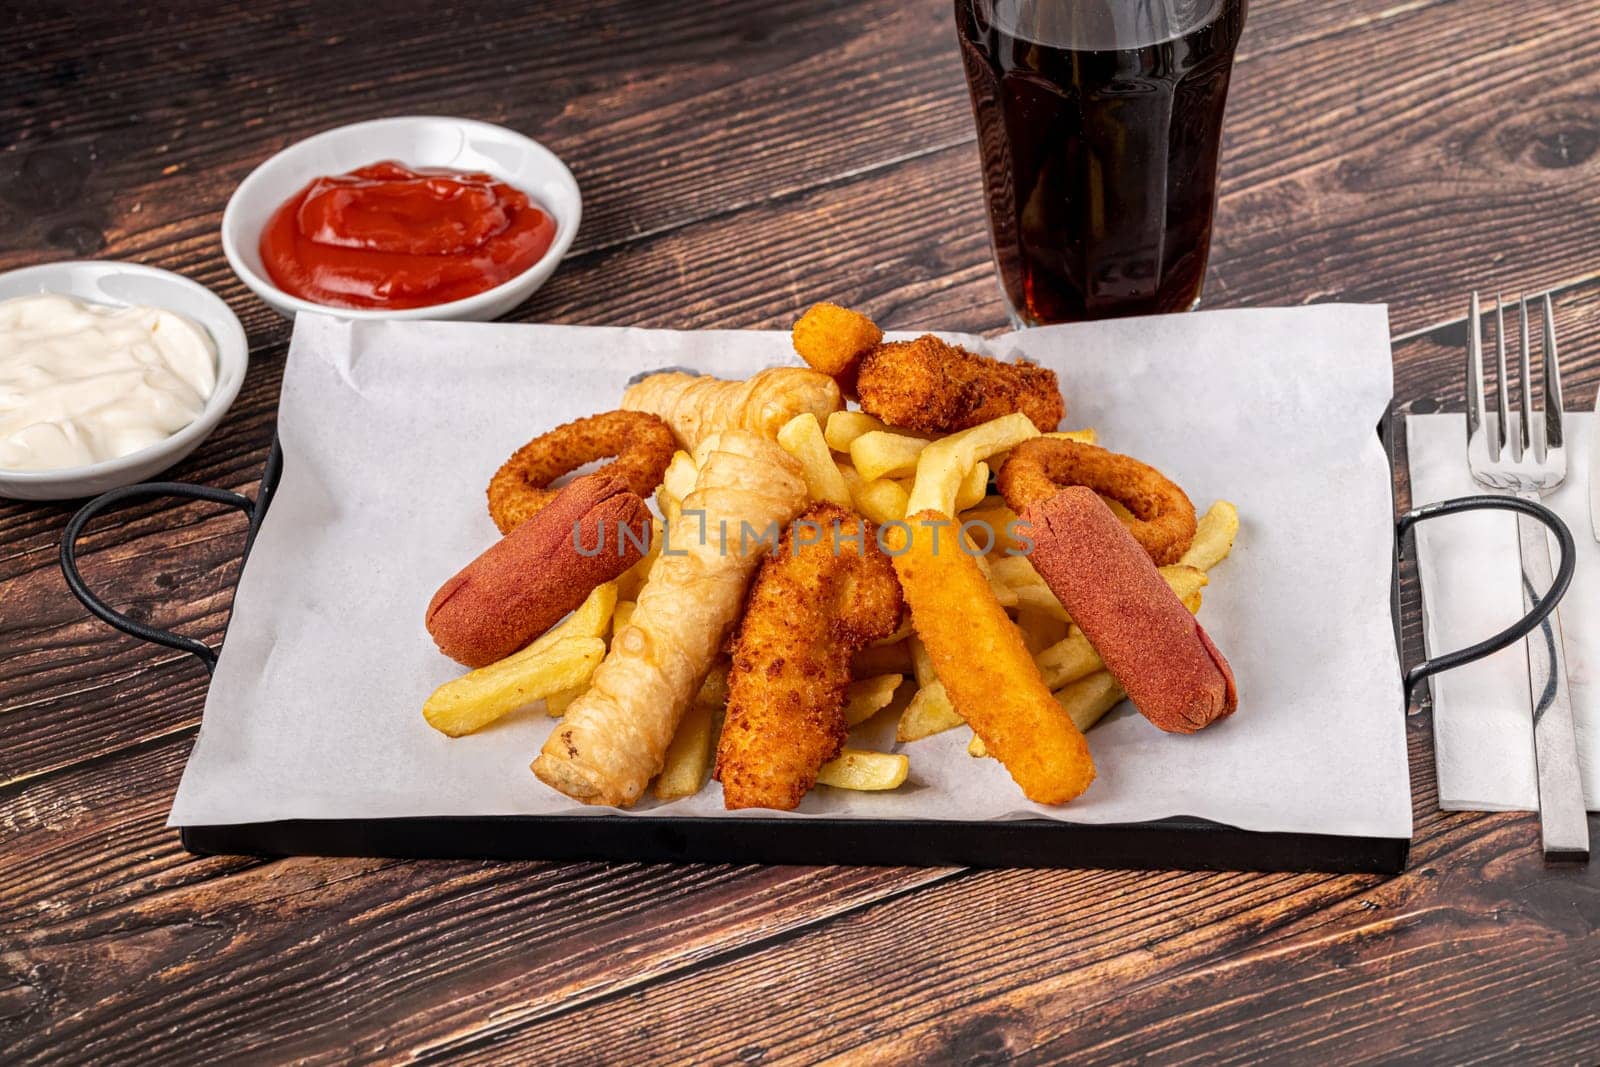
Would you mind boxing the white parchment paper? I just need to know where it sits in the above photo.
[170,305,1410,840]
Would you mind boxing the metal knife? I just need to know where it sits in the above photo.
[1590,386,1600,541]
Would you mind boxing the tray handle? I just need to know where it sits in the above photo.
[60,475,271,675]
[1396,493,1575,699]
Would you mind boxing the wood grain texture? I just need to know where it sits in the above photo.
[2,0,1598,1061]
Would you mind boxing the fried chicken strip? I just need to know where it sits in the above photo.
[716,503,903,810]
[532,431,808,807]
[856,335,1063,434]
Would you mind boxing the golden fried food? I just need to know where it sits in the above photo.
[621,366,842,451]
[532,431,808,807]
[716,502,903,810]
[792,302,882,392]
[997,437,1197,565]
[856,334,1063,434]
[889,510,1094,804]
[486,411,675,535]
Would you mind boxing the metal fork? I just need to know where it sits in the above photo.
[1466,291,1589,862]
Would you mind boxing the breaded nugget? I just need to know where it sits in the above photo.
[792,302,883,393]
[856,335,1063,434]
[716,502,903,810]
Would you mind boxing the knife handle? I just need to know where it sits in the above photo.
[1515,490,1590,862]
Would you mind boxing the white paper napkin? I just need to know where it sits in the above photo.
[1407,413,1599,811]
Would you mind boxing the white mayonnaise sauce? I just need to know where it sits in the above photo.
[0,293,217,471]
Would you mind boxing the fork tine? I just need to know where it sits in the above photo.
[1543,292,1564,451]
[1467,292,1486,446]
[1494,294,1511,458]
[1519,296,1534,458]
[1516,294,1529,457]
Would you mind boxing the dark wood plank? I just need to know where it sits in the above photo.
[452,814,1597,1066]
[0,730,958,1064]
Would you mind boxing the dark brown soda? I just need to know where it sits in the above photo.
[956,0,1246,324]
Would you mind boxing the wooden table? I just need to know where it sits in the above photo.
[3,1,1597,1061]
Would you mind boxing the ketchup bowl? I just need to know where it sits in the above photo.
[221,116,581,321]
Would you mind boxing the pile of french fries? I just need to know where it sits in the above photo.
[423,404,1239,805]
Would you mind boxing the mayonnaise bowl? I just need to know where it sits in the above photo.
[0,261,248,501]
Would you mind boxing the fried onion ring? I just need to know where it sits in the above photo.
[997,438,1197,565]
[487,411,676,535]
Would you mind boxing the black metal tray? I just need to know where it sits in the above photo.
[58,412,1575,874]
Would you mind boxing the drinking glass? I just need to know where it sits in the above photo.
[956,0,1247,324]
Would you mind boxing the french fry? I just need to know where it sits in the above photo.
[816,749,909,791]
[560,583,620,640]
[1035,629,1101,689]
[824,410,892,452]
[969,733,986,757]
[1045,428,1097,445]
[960,501,1026,555]
[612,599,637,634]
[843,673,904,727]
[1179,500,1241,571]
[909,636,938,688]
[1054,671,1126,732]
[1159,564,1208,602]
[778,413,854,509]
[954,461,990,513]
[906,412,1039,518]
[839,465,910,524]
[696,661,731,712]
[545,686,583,717]
[1182,591,1203,613]
[654,701,718,799]
[853,639,914,677]
[425,583,618,735]
[897,681,966,741]
[1014,606,1067,654]
[425,637,605,736]
[990,556,1071,621]
[849,429,930,482]
[988,574,1020,609]
[1102,496,1136,523]
[615,522,662,601]
[653,663,730,799]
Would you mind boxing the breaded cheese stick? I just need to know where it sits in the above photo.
[890,509,1095,805]
[532,430,808,806]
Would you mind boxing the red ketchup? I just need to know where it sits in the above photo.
[259,161,556,310]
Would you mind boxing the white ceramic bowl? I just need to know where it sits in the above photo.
[0,260,249,501]
[221,116,581,321]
